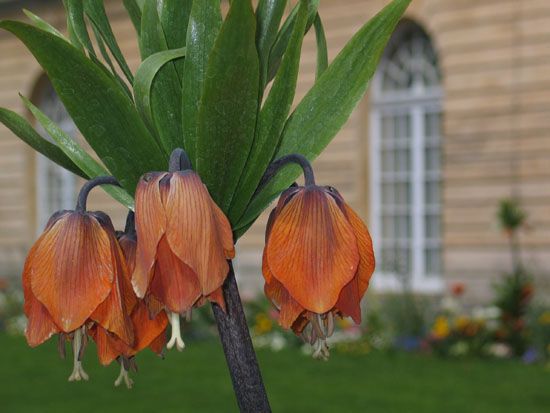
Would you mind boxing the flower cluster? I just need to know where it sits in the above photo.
[22,149,234,386]
[21,149,375,385]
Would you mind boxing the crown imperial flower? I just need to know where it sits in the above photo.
[261,155,375,359]
[22,177,135,381]
[89,222,169,388]
[132,149,234,351]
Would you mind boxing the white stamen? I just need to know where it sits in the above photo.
[68,327,89,381]
[166,312,185,351]
[114,364,134,389]
[312,338,330,361]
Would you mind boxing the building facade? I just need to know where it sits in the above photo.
[1,0,549,301]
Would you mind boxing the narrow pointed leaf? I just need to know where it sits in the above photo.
[0,108,86,178]
[23,9,65,39]
[88,23,133,99]
[63,0,96,57]
[266,0,318,83]
[22,96,134,209]
[237,0,411,231]
[62,0,82,49]
[182,0,222,165]
[84,0,134,83]
[123,0,142,36]
[0,21,165,194]
[255,0,287,90]
[196,0,259,214]
[134,47,186,141]
[313,13,328,80]
[138,0,184,155]
[159,0,192,79]
[228,0,308,222]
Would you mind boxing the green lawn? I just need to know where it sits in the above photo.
[0,333,548,413]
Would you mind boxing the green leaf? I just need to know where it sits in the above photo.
[63,0,96,57]
[134,47,186,143]
[123,0,142,37]
[139,0,167,59]
[266,0,318,83]
[237,0,411,231]
[23,9,65,39]
[196,0,259,215]
[313,13,328,80]
[138,0,184,155]
[229,0,308,223]
[0,107,86,179]
[159,0,192,79]
[182,0,222,165]
[88,23,133,99]
[0,21,165,194]
[21,96,134,210]
[255,0,287,90]
[84,0,134,83]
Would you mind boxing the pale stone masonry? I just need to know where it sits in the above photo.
[0,0,549,301]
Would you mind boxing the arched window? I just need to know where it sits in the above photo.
[369,21,443,292]
[33,78,78,231]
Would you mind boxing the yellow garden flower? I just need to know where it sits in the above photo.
[431,316,450,339]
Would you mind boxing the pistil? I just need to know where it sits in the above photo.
[68,327,89,381]
[166,312,185,351]
[114,363,134,389]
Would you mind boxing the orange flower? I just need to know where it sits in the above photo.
[89,230,168,388]
[23,207,135,381]
[132,170,234,350]
[263,183,374,359]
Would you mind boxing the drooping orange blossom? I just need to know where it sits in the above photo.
[261,155,375,359]
[23,201,135,381]
[89,228,169,388]
[132,155,234,351]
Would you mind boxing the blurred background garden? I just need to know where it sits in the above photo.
[1,0,550,412]
[1,197,549,412]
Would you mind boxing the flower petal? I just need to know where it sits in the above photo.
[22,242,60,346]
[90,325,131,366]
[118,234,137,274]
[148,330,167,355]
[195,287,226,311]
[30,212,113,332]
[131,301,168,353]
[265,187,359,313]
[335,276,362,324]
[91,237,135,345]
[164,172,230,295]
[264,278,305,329]
[211,202,235,259]
[133,173,167,298]
[343,205,375,297]
[150,236,201,313]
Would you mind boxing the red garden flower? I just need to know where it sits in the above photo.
[22,177,135,381]
[261,155,375,359]
[132,151,234,350]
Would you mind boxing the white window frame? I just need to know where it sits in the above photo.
[369,26,444,293]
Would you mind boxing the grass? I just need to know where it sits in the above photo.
[0,333,548,413]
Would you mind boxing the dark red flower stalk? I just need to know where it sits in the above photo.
[260,155,375,359]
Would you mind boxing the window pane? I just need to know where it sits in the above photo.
[425,248,441,276]
[425,146,440,172]
[425,180,440,205]
[425,213,440,239]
